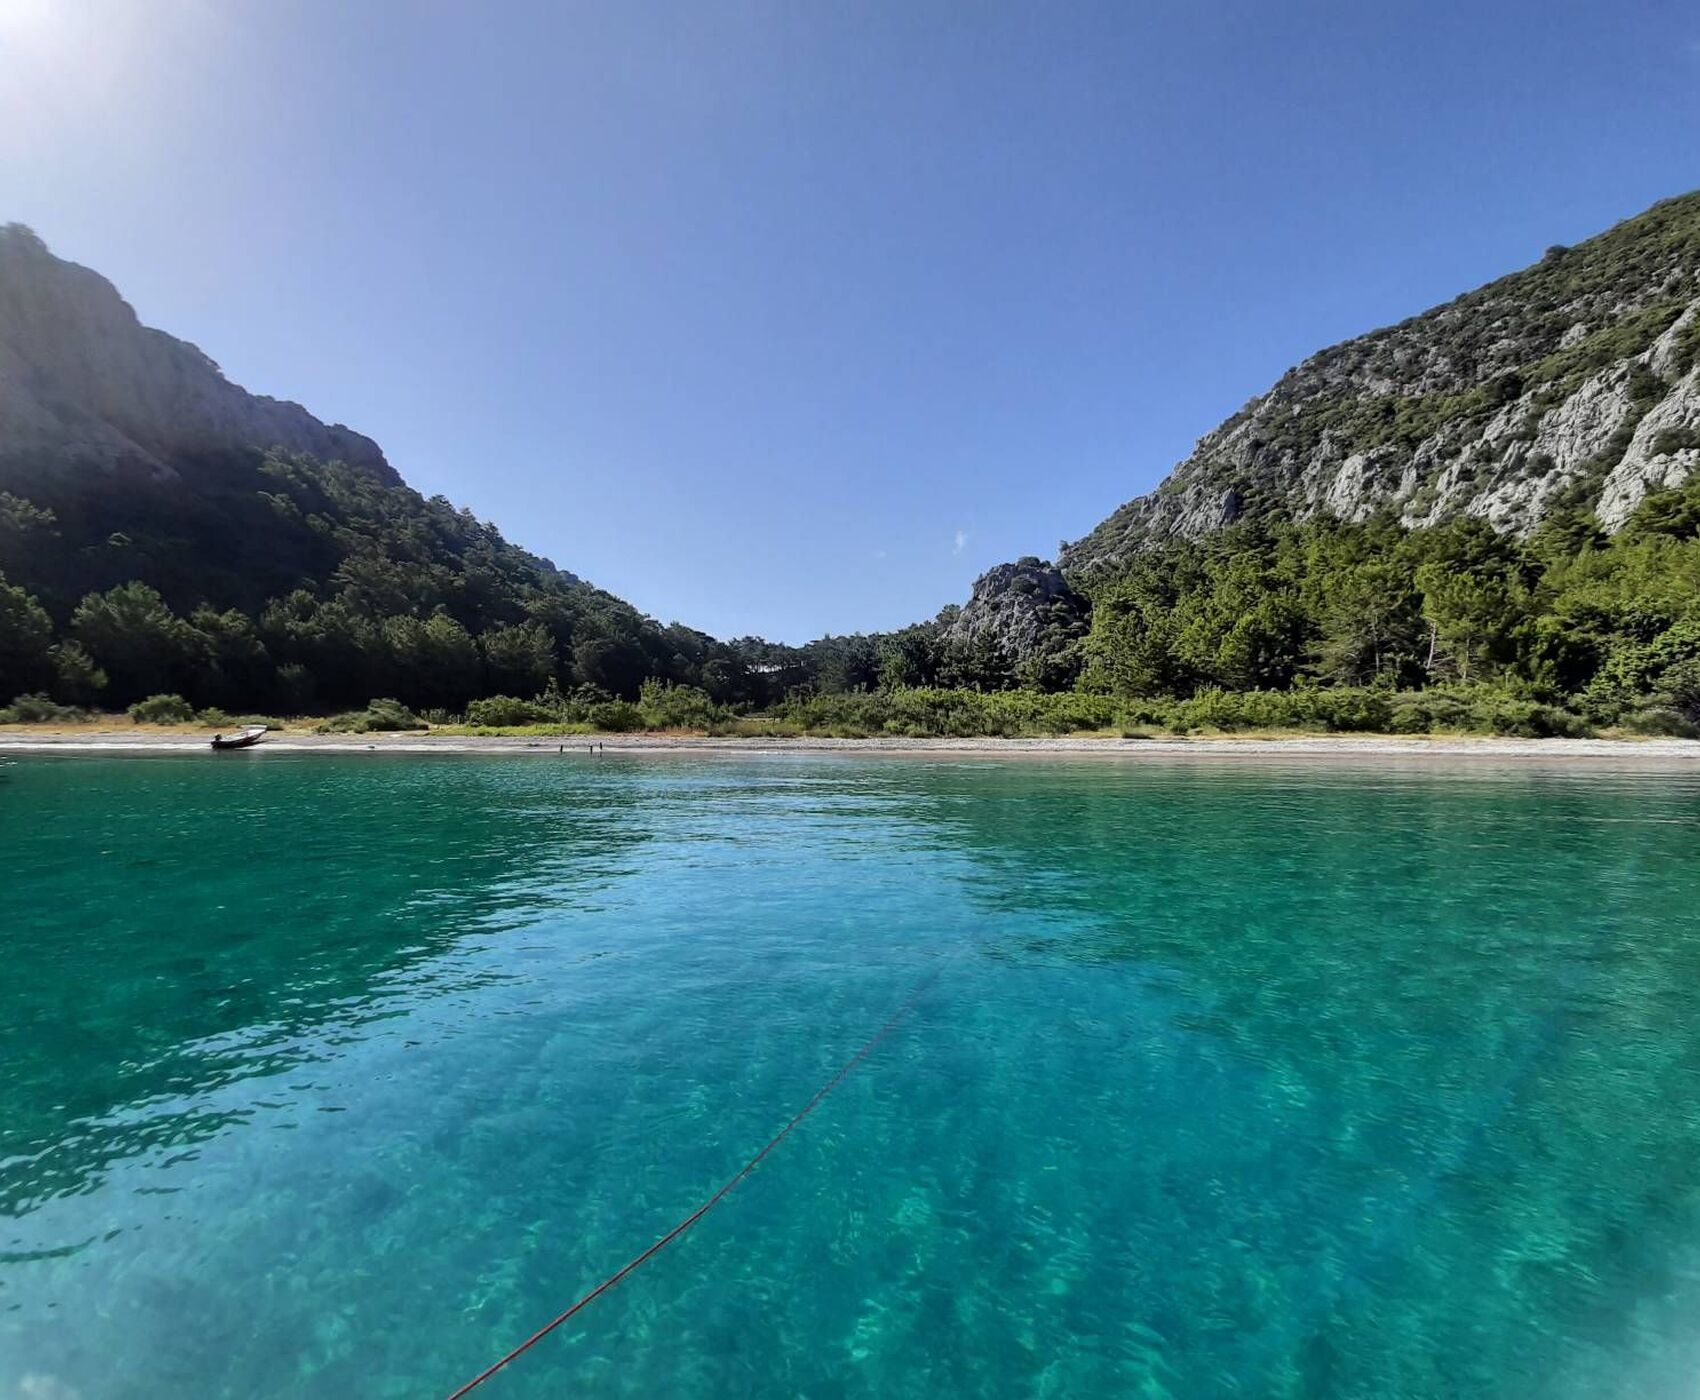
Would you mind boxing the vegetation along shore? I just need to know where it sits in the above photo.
[5,726,1700,763]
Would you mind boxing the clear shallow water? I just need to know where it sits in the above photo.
[4,754,1700,1398]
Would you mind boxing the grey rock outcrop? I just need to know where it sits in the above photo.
[941,557,1089,669]
[0,223,395,483]
[1598,369,1700,528]
[1061,193,1700,577]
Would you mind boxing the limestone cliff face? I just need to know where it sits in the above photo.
[1061,192,1700,576]
[0,224,396,484]
[941,557,1089,670]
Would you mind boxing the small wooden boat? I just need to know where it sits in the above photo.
[210,725,267,751]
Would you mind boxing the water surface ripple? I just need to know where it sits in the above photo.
[3,753,1700,1397]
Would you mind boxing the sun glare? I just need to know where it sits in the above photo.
[0,0,63,46]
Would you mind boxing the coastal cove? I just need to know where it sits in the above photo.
[8,10,1700,1398]
[6,752,1700,1397]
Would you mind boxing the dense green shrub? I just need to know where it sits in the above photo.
[637,680,725,729]
[1651,427,1700,457]
[0,692,84,723]
[464,695,560,727]
[317,697,424,733]
[127,693,195,724]
[1386,690,1468,733]
[197,707,235,727]
[587,699,644,732]
[1385,687,1589,737]
[759,684,1593,739]
[1620,705,1700,738]
[1653,657,1700,723]
[706,716,804,738]
[1163,687,1396,734]
[772,687,1119,737]
[1672,313,1700,378]
[1464,692,1589,738]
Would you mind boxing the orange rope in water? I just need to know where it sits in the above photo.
[442,968,941,1399]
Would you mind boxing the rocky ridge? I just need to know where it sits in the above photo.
[1061,192,1700,577]
[0,223,395,485]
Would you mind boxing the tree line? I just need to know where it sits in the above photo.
[3,445,1700,733]
[1072,474,1700,729]
[0,448,1003,715]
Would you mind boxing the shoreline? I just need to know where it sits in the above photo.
[4,729,1700,762]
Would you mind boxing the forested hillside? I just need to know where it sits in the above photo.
[1073,481,1700,731]
[0,447,733,711]
[0,226,908,714]
[0,430,1010,719]
[3,196,1700,736]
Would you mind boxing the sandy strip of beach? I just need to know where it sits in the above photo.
[3,729,1700,762]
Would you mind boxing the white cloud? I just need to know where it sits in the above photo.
[952,529,968,555]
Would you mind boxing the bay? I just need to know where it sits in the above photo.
[3,753,1700,1397]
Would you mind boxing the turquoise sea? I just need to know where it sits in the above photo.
[4,752,1700,1398]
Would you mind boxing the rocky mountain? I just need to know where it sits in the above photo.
[0,225,759,714]
[0,223,395,485]
[939,556,1089,683]
[1062,192,1700,578]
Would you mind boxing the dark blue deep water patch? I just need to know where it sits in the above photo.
[3,753,1700,1397]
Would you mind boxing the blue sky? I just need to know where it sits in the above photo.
[3,2,1698,642]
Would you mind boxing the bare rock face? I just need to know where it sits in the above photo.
[1599,370,1700,528]
[1458,363,1639,533]
[1062,193,1700,577]
[0,224,396,484]
[942,557,1089,668]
